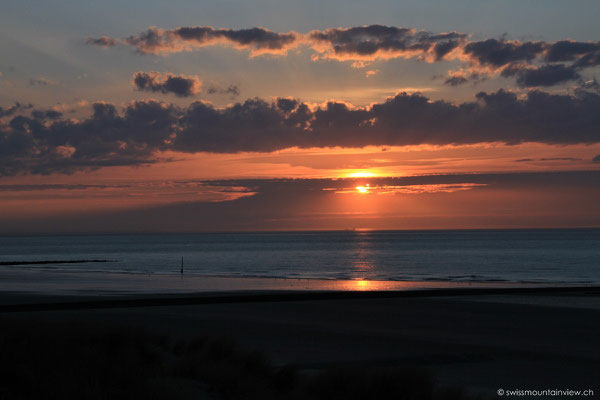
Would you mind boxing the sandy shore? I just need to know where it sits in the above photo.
[1,285,599,397]
[0,268,587,296]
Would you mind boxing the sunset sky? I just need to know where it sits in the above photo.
[1,0,599,233]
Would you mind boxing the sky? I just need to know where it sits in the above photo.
[1,0,599,233]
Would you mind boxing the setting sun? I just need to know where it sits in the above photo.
[356,184,370,193]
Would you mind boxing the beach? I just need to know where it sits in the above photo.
[1,230,598,398]
[2,282,599,398]
[3,0,600,397]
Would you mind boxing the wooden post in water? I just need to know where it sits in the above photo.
[180,256,184,275]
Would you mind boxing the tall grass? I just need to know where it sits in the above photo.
[0,319,477,400]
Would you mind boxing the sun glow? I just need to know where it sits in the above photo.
[355,279,371,290]
[356,184,370,193]
[346,171,377,178]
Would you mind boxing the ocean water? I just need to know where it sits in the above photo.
[0,229,599,284]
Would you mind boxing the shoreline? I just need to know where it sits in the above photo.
[0,268,596,298]
[2,226,599,236]
[2,284,599,313]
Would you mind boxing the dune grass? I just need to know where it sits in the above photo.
[0,318,478,400]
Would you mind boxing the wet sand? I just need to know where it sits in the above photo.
[0,268,584,296]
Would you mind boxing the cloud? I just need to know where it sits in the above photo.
[90,24,468,62]
[30,109,63,120]
[0,183,120,191]
[445,75,468,86]
[581,78,599,90]
[442,68,484,86]
[442,68,485,86]
[459,38,597,72]
[132,71,202,97]
[539,157,581,161]
[307,25,466,62]
[462,39,546,68]
[132,71,239,97]
[450,38,600,86]
[0,102,32,118]
[545,40,600,64]
[202,171,600,192]
[2,89,600,175]
[276,97,298,112]
[516,157,581,162]
[85,36,119,47]
[0,100,176,175]
[206,84,240,97]
[123,26,298,56]
[501,64,580,87]
[29,77,55,86]
[91,25,600,87]
[573,52,600,68]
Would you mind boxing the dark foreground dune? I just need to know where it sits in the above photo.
[1,287,599,399]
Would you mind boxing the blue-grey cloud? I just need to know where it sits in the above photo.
[89,25,600,87]
[545,40,600,63]
[308,25,466,61]
[0,102,32,118]
[206,84,240,97]
[121,26,298,55]
[30,109,63,120]
[85,36,118,47]
[463,39,545,67]
[448,38,599,86]
[132,71,202,97]
[444,75,469,86]
[501,64,581,87]
[29,77,54,86]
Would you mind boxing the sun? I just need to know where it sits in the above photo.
[356,183,370,193]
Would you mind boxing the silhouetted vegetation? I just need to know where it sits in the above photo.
[0,319,477,400]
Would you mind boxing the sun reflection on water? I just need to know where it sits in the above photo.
[352,230,375,279]
[354,279,371,290]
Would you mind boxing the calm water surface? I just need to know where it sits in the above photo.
[0,229,599,284]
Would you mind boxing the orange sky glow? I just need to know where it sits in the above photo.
[2,14,600,232]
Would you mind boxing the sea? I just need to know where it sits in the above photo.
[1,229,599,284]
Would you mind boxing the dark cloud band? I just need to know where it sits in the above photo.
[2,88,600,175]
